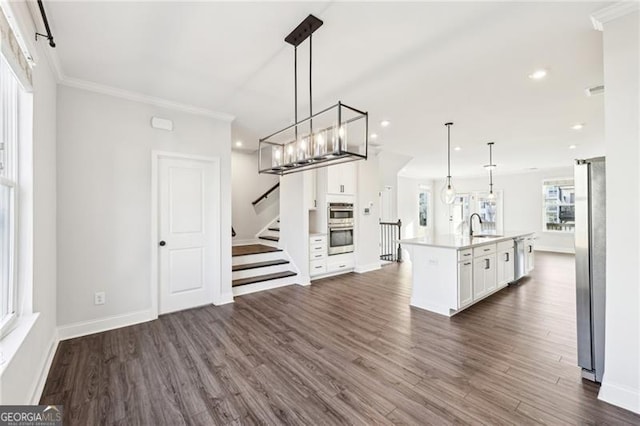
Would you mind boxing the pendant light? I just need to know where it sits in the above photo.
[485,142,496,200]
[258,15,369,175]
[440,122,456,204]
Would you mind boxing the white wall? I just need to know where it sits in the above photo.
[598,10,640,414]
[377,150,412,220]
[231,150,279,241]
[279,172,309,284]
[355,157,382,272]
[0,4,58,403]
[433,167,575,253]
[56,85,232,329]
[397,176,435,240]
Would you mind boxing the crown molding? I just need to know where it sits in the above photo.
[26,2,235,123]
[59,77,235,122]
[591,1,640,31]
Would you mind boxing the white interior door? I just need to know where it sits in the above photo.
[158,156,218,314]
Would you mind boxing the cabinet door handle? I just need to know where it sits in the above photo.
[528,245,532,253]
[314,200,317,208]
[484,248,490,252]
[339,264,346,268]
[463,253,471,257]
[315,266,323,269]
[485,259,490,270]
[505,253,509,262]
[463,262,471,266]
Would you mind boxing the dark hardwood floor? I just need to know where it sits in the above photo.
[41,252,640,425]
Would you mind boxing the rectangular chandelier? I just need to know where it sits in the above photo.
[258,15,369,176]
[259,101,368,175]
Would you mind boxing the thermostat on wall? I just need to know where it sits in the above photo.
[151,117,174,131]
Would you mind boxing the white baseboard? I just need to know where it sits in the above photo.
[355,262,382,274]
[535,246,575,254]
[216,293,235,305]
[30,332,59,405]
[598,381,640,414]
[57,309,154,341]
[296,275,311,286]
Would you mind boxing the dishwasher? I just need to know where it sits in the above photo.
[514,237,526,281]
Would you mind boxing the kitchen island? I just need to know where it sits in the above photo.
[400,232,535,317]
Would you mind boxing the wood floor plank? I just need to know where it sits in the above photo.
[41,252,640,425]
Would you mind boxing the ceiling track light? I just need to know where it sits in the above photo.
[486,142,496,200]
[440,122,456,204]
[258,15,368,175]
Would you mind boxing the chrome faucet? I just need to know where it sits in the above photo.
[469,213,483,238]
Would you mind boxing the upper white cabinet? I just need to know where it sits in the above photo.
[304,169,317,210]
[326,162,356,195]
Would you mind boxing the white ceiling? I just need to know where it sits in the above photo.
[43,1,609,179]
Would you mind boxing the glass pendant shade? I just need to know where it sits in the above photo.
[487,190,496,200]
[441,182,456,204]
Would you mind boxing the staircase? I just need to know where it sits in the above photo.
[257,217,280,243]
[231,243,298,296]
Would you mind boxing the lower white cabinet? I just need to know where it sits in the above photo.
[457,260,473,308]
[497,241,515,288]
[327,254,355,273]
[525,236,535,273]
[309,234,327,277]
[473,253,497,300]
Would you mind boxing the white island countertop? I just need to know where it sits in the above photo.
[399,231,534,250]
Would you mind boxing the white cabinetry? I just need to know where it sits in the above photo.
[472,244,497,300]
[496,240,515,288]
[304,169,317,210]
[457,258,473,309]
[309,234,327,276]
[525,236,535,273]
[327,253,355,273]
[327,162,356,195]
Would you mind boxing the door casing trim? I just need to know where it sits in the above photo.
[151,150,221,319]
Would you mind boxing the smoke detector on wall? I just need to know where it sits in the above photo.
[585,85,605,97]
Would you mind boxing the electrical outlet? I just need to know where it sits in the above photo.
[94,291,106,305]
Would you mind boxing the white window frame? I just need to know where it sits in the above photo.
[0,54,20,337]
[542,178,575,234]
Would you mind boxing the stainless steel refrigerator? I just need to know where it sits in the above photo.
[575,157,606,382]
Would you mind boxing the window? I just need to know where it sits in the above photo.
[449,191,503,236]
[543,179,575,233]
[418,188,430,227]
[0,55,19,333]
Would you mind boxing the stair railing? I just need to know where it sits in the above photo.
[380,219,402,262]
[252,182,280,206]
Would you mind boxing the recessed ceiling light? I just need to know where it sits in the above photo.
[528,69,547,80]
[454,146,461,151]
[370,133,378,140]
[571,123,584,130]
[235,141,243,147]
[380,120,390,127]
[569,144,577,149]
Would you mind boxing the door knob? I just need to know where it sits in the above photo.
[159,241,166,246]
